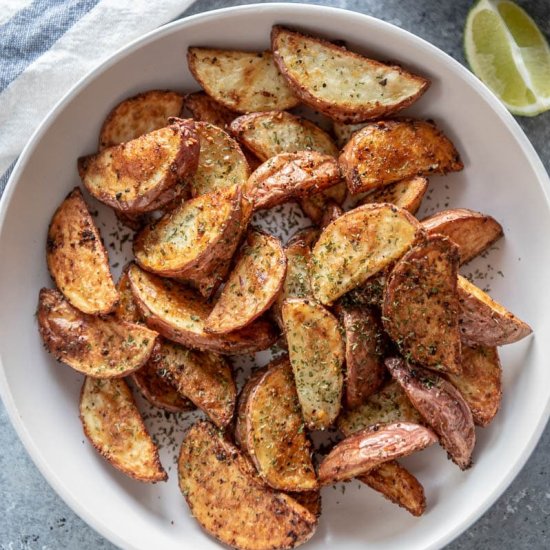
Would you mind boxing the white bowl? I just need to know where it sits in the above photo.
[0,4,548,550]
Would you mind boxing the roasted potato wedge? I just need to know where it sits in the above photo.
[127,264,277,355]
[47,187,118,315]
[358,460,426,517]
[38,288,157,378]
[383,235,462,374]
[134,183,242,279]
[332,121,367,148]
[446,345,502,427]
[271,26,429,123]
[241,356,317,492]
[188,121,250,198]
[80,377,166,482]
[298,182,347,226]
[386,357,475,470]
[114,265,142,324]
[235,367,268,448]
[339,119,463,194]
[310,203,423,305]
[79,121,199,214]
[421,209,503,264]
[282,298,344,430]
[206,230,286,334]
[184,91,236,128]
[318,422,437,485]
[360,176,429,215]
[187,48,299,113]
[178,421,317,550]
[337,381,423,436]
[149,339,235,427]
[99,90,184,150]
[336,304,386,408]
[244,151,341,210]
[458,275,532,346]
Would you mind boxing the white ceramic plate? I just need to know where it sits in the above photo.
[0,4,548,550]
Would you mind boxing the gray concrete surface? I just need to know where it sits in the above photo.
[1,1,549,548]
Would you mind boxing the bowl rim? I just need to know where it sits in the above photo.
[1,3,549,549]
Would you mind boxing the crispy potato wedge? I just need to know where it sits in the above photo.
[310,203,423,305]
[333,121,367,148]
[184,91,236,128]
[79,121,200,214]
[114,265,142,324]
[99,90,184,150]
[242,357,318,492]
[134,183,242,279]
[244,151,341,210]
[149,339,235,427]
[458,275,532,346]
[47,187,118,315]
[206,230,286,334]
[421,209,503,264]
[386,357,475,470]
[80,377,166,482]
[38,288,157,378]
[188,121,250,198]
[272,27,429,123]
[127,264,277,355]
[187,48,299,113]
[446,345,502,427]
[282,298,344,430]
[339,119,463,194]
[318,422,437,485]
[337,381,423,436]
[235,367,267,448]
[360,176,429,215]
[358,460,426,517]
[229,110,338,161]
[178,421,317,550]
[336,304,386,409]
[383,235,462,374]
[298,181,347,225]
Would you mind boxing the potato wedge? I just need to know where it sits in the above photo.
[178,421,317,550]
[187,48,299,113]
[360,176,429,215]
[46,187,118,315]
[80,377,166,482]
[114,265,142,324]
[229,111,338,161]
[310,203,423,305]
[298,181,347,225]
[282,298,344,430]
[242,356,317,492]
[383,235,462,374]
[244,151,341,210]
[339,119,463,194]
[318,422,437,485]
[99,90,184,150]
[386,357,475,470]
[235,367,267,448]
[206,230,286,334]
[127,264,277,355]
[337,381,423,436]
[184,91,236,128]
[79,121,199,214]
[358,460,426,517]
[271,26,429,123]
[458,275,532,346]
[134,183,242,279]
[37,288,157,378]
[333,121,366,148]
[149,339,235,427]
[421,209,503,264]
[336,304,386,408]
[446,345,502,427]
[188,121,250,198]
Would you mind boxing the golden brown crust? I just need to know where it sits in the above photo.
[114,265,142,324]
[287,491,322,518]
[360,176,429,215]
[184,91,237,128]
[80,377,167,482]
[339,119,463,194]
[46,187,118,315]
[271,26,430,123]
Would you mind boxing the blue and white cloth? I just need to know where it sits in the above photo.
[0,0,195,192]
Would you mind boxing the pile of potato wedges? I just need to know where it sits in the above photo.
[37,25,532,550]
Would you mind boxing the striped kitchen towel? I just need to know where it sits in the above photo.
[0,0,195,193]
